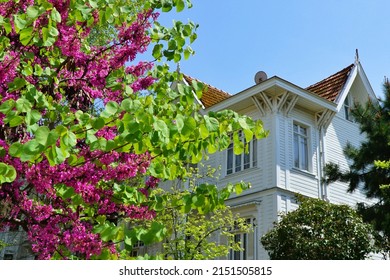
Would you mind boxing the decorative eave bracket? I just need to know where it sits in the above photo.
[251,91,299,117]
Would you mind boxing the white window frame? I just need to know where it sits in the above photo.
[226,132,257,175]
[343,95,354,122]
[228,218,256,260]
[293,122,310,172]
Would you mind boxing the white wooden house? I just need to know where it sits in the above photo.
[183,56,378,260]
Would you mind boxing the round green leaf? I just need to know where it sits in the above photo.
[0,163,17,183]
[35,126,50,146]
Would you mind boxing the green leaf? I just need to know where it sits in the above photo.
[51,7,61,22]
[8,142,23,157]
[176,0,185,12]
[35,126,50,145]
[154,119,169,138]
[181,116,196,137]
[45,145,67,166]
[121,98,132,111]
[8,115,24,127]
[152,44,163,59]
[2,17,12,34]
[56,184,75,199]
[26,6,39,19]
[243,129,254,143]
[233,132,244,154]
[92,117,105,130]
[19,27,34,46]
[175,114,184,132]
[8,77,27,92]
[162,0,173,12]
[104,101,119,116]
[16,98,32,113]
[61,130,77,148]
[34,64,43,76]
[0,147,5,158]
[204,115,219,132]
[141,222,167,245]
[25,110,41,125]
[0,99,15,114]
[23,139,42,155]
[0,163,17,183]
[42,27,56,46]
[199,123,209,139]
[13,14,27,30]
[21,64,33,76]
[49,26,59,37]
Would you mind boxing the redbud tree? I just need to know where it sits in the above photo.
[0,0,267,259]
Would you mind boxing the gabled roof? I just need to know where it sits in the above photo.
[306,64,354,102]
[183,74,231,108]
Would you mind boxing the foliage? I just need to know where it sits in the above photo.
[149,165,252,260]
[0,239,7,251]
[261,195,374,260]
[324,81,390,256]
[0,0,267,259]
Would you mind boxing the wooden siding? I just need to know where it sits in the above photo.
[325,109,372,206]
[257,192,278,260]
[286,108,320,197]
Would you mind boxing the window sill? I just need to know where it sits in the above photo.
[291,168,316,179]
[225,166,260,178]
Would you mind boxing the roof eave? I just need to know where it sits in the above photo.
[205,76,338,113]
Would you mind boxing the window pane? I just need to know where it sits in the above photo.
[302,138,309,170]
[235,154,242,172]
[300,126,307,136]
[294,134,299,168]
[252,139,257,168]
[227,132,257,175]
[227,143,233,174]
[244,152,250,169]
[299,137,308,170]
[233,234,241,260]
[243,233,247,260]
[344,97,352,121]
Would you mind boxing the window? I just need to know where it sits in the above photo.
[129,240,145,258]
[229,218,256,260]
[293,123,309,171]
[343,95,354,121]
[229,233,248,260]
[226,132,257,175]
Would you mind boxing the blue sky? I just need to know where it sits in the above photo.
[157,0,390,99]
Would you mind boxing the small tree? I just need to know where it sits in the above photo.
[144,165,252,260]
[261,196,374,260]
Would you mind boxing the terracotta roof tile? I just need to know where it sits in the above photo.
[183,74,231,108]
[306,64,354,102]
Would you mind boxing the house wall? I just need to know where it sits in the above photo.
[284,107,320,198]
[208,84,378,259]
[324,97,372,206]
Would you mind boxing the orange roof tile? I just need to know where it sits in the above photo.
[306,64,354,102]
[183,74,231,108]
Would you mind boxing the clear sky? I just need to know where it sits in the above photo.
[157,0,390,99]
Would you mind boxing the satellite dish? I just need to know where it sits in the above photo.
[254,71,267,84]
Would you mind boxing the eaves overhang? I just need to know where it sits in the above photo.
[204,76,338,114]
